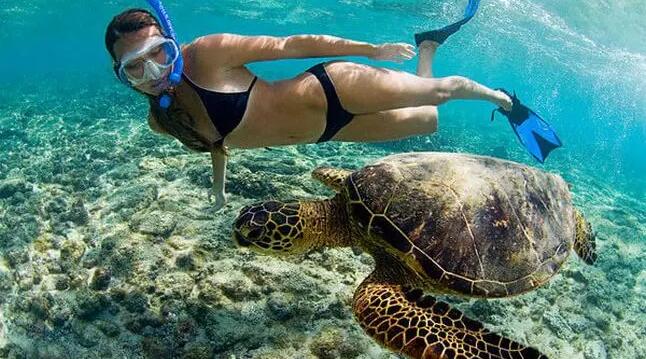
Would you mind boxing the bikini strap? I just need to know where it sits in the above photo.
[247,76,258,91]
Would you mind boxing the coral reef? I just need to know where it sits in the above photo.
[0,80,644,359]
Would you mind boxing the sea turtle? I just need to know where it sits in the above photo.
[232,152,597,359]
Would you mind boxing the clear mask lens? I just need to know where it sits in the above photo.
[118,37,179,86]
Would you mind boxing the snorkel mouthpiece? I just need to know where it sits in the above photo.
[145,0,183,108]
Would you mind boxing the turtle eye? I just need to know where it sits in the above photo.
[235,212,253,229]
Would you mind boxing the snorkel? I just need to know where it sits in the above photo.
[144,0,183,109]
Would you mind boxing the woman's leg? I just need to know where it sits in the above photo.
[416,40,437,78]
[334,106,437,142]
[325,59,511,114]
[333,41,441,142]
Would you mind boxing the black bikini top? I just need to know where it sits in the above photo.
[182,74,257,141]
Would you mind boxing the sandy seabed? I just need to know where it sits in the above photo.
[0,84,644,359]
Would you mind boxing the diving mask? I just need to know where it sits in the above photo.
[117,36,180,86]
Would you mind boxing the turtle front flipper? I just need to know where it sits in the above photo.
[574,209,597,265]
[353,275,547,359]
[312,167,352,192]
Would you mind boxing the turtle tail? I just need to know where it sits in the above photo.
[312,167,352,192]
[574,209,597,265]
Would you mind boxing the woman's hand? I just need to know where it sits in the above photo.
[214,190,227,210]
[372,42,416,63]
[208,187,227,211]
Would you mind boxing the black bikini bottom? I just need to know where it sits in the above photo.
[306,62,355,143]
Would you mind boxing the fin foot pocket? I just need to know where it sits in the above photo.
[414,0,480,46]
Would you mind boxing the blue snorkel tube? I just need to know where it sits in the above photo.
[145,0,183,109]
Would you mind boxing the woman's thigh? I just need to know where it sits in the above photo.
[332,106,438,142]
[324,62,445,114]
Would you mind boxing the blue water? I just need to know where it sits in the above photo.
[2,0,644,197]
[1,1,645,358]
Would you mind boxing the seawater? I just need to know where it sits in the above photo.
[0,1,644,358]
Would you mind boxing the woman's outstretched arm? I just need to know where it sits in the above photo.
[190,33,414,67]
[210,147,227,210]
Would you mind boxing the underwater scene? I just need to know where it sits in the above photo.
[0,0,644,358]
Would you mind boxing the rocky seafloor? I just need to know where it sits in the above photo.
[0,82,644,359]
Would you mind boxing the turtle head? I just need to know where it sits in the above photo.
[233,200,308,255]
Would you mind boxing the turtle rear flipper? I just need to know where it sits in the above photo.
[312,167,352,192]
[353,275,547,359]
[574,209,597,265]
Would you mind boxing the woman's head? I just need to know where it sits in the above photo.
[105,9,210,152]
[105,9,176,96]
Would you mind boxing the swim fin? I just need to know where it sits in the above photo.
[414,0,481,46]
[491,90,562,163]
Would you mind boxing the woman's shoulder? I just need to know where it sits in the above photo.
[189,33,240,46]
[185,33,249,70]
[185,33,241,56]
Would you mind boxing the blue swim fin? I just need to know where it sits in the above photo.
[491,90,562,163]
[414,0,481,46]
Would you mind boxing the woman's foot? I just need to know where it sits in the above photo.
[494,91,513,111]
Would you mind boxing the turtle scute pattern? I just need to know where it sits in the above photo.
[353,282,547,359]
[344,154,573,298]
[233,201,303,251]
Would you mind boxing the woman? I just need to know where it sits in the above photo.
[105,9,512,209]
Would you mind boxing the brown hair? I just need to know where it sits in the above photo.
[148,96,216,152]
[106,9,216,153]
[105,9,162,60]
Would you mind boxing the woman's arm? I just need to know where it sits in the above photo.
[210,147,227,210]
[191,33,414,67]
[150,111,228,209]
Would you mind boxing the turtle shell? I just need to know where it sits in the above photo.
[344,152,574,297]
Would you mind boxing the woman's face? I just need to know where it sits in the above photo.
[113,26,172,96]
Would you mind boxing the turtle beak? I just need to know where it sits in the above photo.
[234,231,253,247]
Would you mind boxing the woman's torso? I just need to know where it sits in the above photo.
[170,44,328,149]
